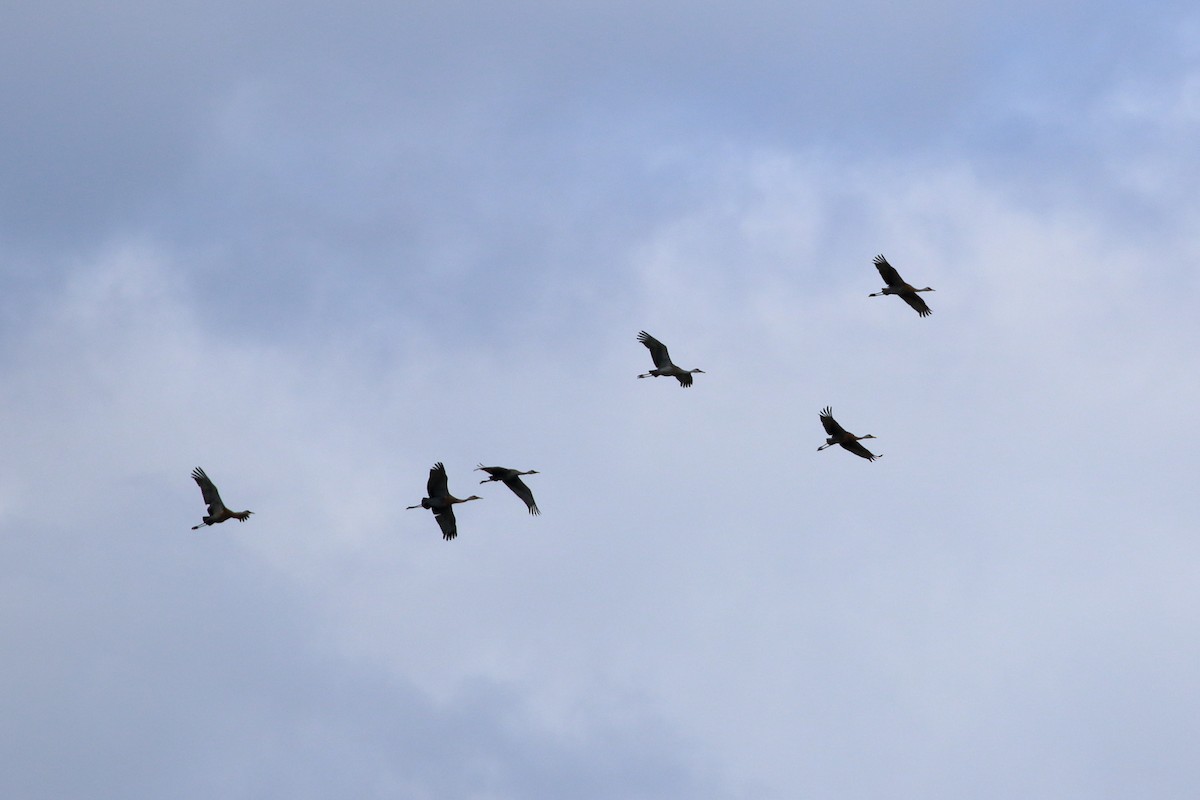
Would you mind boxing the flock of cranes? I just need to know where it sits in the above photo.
[400,464,541,541]
[191,255,934,539]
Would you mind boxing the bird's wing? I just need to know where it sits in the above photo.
[819,407,846,436]
[873,254,904,288]
[842,440,880,461]
[900,293,932,317]
[637,331,673,370]
[676,371,693,387]
[191,467,225,514]
[427,462,449,498]
[433,506,457,540]
[503,476,540,515]
[476,465,506,479]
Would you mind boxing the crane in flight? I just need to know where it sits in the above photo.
[476,465,541,515]
[817,408,882,461]
[637,331,705,387]
[407,462,481,541]
[190,467,254,529]
[869,254,934,317]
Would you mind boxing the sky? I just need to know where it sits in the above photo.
[2,1,1200,797]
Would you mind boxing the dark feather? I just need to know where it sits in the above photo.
[426,462,449,498]
[637,331,673,370]
[819,407,846,437]
[191,467,225,515]
[503,476,540,515]
[842,440,881,461]
[873,254,904,287]
[901,293,932,317]
[433,506,457,540]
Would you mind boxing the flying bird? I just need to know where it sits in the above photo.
[637,331,705,387]
[190,467,254,529]
[869,254,934,317]
[476,465,540,515]
[407,462,481,541]
[817,407,882,461]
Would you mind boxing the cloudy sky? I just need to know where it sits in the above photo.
[3,1,1200,797]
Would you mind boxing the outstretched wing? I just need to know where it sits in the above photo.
[433,505,458,540]
[873,254,905,288]
[427,462,449,499]
[842,440,881,461]
[637,331,673,370]
[503,476,540,515]
[475,464,506,480]
[191,467,225,515]
[900,292,932,317]
[819,407,846,437]
[676,371,694,388]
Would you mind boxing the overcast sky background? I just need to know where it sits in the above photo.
[2,1,1199,798]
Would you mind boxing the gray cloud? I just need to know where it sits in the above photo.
[3,3,1200,798]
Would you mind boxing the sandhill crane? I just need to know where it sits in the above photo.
[869,254,934,317]
[818,407,882,461]
[476,465,540,515]
[637,331,705,387]
[190,467,253,529]
[406,462,481,541]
